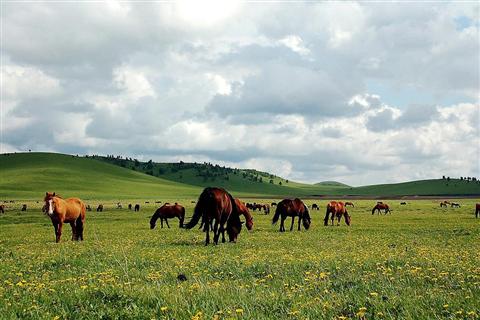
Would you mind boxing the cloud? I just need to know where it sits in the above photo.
[2,2,479,185]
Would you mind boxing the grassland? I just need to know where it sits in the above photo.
[0,199,479,319]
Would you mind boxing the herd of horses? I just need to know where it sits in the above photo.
[3,190,476,244]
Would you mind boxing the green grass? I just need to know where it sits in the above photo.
[0,199,479,319]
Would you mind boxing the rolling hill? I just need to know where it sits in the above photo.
[0,152,479,199]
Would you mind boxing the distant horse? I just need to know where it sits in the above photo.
[145,201,150,204]
[155,201,162,204]
[311,203,319,210]
[262,204,270,214]
[400,202,407,205]
[44,192,86,243]
[271,202,277,207]
[476,203,479,218]
[21,204,27,211]
[451,202,460,208]
[150,203,185,229]
[134,204,140,212]
[272,198,311,232]
[345,202,355,207]
[252,204,264,211]
[184,187,239,245]
[0,204,4,214]
[440,201,450,207]
[324,201,351,226]
[372,203,391,215]
[116,202,122,209]
[86,205,92,211]
[96,204,103,212]
[128,204,132,210]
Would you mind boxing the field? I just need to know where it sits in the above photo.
[1,199,479,319]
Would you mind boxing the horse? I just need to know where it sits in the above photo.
[150,203,185,229]
[116,202,122,209]
[262,204,271,214]
[184,187,239,245]
[234,198,253,230]
[21,204,27,211]
[311,203,319,210]
[128,204,132,210]
[272,198,311,232]
[271,202,277,207]
[44,192,86,243]
[400,202,407,205]
[372,203,391,215]
[96,204,103,212]
[0,204,4,214]
[451,202,460,208]
[345,202,355,207]
[85,204,92,211]
[476,203,479,218]
[324,201,351,226]
[134,204,140,212]
[440,200,450,207]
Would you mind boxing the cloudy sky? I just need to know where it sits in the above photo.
[1,1,479,185]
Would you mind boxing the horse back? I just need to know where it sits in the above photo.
[63,197,86,221]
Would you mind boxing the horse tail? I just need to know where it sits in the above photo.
[272,204,282,225]
[184,188,212,229]
[324,205,330,226]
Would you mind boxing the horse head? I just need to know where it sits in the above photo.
[302,206,311,230]
[44,192,57,216]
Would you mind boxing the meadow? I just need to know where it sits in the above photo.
[0,198,479,319]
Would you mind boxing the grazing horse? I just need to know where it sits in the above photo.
[21,204,27,211]
[44,192,86,243]
[271,202,277,207]
[475,203,479,218]
[311,203,319,210]
[272,198,311,232]
[372,203,391,215]
[128,204,132,210]
[85,204,92,211]
[234,198,254,231]
[345,202,354,207]
[324,201,351,226]
[400,202,407,205]
[451,202,460,208]
[134,204,140,212]
[116,202,122,209]
[263,204,271,214]
[96,204,103,212]
[0,204,4,214]
[150,203,185,229]
[440,200,451,207]
[184,187,239,245]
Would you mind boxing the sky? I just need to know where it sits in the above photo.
[1,1,479,186]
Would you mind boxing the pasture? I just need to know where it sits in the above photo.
[0,199,479,319]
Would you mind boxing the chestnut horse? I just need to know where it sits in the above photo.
[234,198,254,231]
[184,187,239,245]
[150,203,185,229]
[372,203,391,215]
[44,192,86,243]
[272,198,311,232]
[345,202,354,207]
[324,201,351,226]
[475,203,479,218]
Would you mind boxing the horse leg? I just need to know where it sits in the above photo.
[52,222,59,243]
[56,221,63,243]
[290,216,295,231]
[213,220,219,245]
[205,217,211,246]
[161,218,164,228]
[70,222,77,241]
[280,216,285,232]
[298,215,301,231]
[165,219,170,229]
[76,217,84,241]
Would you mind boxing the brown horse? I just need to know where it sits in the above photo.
[184,187,239,245]
[311,203,319,210]
[440,200,451,207]
[345,202,354,207]
[150,203,185,229]
[44,192,86,243]
[234,198,254,230]
[372,203,391,215]
[272,198,311,232]
[0,204,4,214]
[324,201,351,226]
[476,203,479,218]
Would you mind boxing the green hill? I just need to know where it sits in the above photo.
[1,153,479,199]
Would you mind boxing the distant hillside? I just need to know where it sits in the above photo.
[315,181,351,187]
[1,153,479,199]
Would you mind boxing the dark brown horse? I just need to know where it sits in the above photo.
[311,203,319,210]
[440,200,451,207]
[324,201,351,226]
[96,204,103,212]
[345,202,354,207]
[272,198,311,232]
[134,204,140,212]
[372,203,391,215]
[150,203,185,229]
[44,192,86,243]
[184,187,239,245]
[0,204,4,214]
[476,203,479,218]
